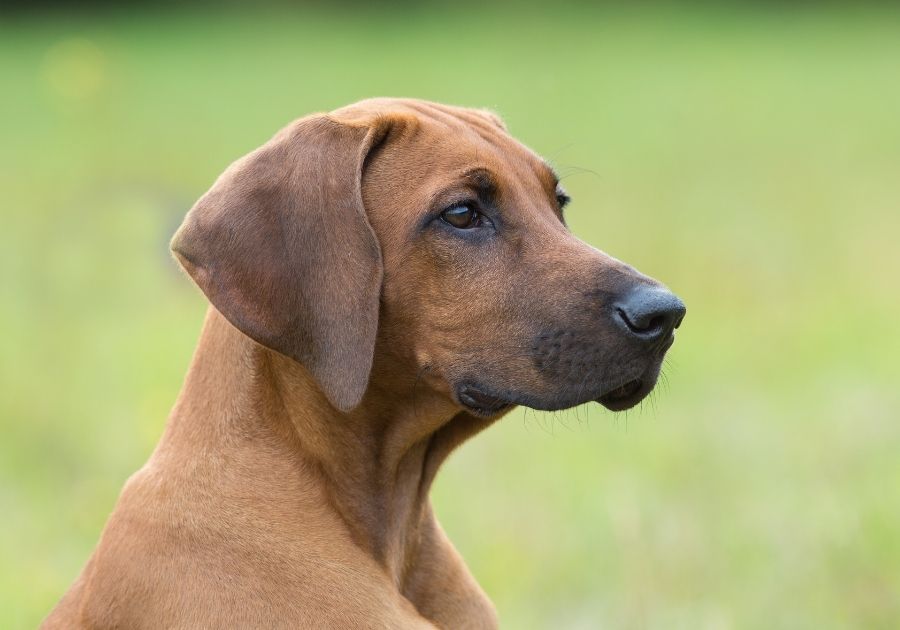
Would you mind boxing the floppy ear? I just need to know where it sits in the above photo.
[171,114,392,412]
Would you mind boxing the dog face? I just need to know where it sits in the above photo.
[355,100,685,416]
[172,98,684,416]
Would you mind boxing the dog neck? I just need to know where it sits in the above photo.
[164,307,496,586]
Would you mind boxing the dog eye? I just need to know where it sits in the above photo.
[441,204,484,229]
[556,189,571,209]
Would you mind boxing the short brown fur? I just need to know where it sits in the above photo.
[44,98,681,629]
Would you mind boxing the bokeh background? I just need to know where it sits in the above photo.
[3,3,900,628]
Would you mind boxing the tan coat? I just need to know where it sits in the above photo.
[44,98,683,629]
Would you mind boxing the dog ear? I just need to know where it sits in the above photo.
[171,113,394,412]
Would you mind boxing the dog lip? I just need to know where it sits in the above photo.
[457,385,511,415]
[660,333,676,352]
[596,378,649,411]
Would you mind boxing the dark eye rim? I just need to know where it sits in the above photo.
[556,189,571,209]
[438,202,493,230]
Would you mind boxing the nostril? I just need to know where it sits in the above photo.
[616,307,667,336]
[616,308,639,333]
[614,287,686,341]
[647,315,667,333]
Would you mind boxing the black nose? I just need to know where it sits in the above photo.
[614,286,686,342]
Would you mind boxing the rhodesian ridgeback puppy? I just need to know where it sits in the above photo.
[44,98,685,629]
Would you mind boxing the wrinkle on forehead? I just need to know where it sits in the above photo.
[402,103,511,154]
[350,97,564,220]
[390,99,505,133]
[339,98,549,167]
[341,98,507,147]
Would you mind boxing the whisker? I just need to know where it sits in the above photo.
[557,164,603,181]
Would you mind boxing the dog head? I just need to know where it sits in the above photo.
[172,98,684,416]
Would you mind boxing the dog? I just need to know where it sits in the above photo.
[43,98,685,629]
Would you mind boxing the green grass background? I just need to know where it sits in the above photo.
[2,4,899,628]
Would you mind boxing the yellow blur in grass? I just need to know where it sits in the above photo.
[1,4,899,629]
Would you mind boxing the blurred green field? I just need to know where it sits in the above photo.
[2,4,900,628]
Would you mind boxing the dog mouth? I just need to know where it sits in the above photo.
[457,373,655,416]
[596,378,647,411]
[457,385,513,417]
